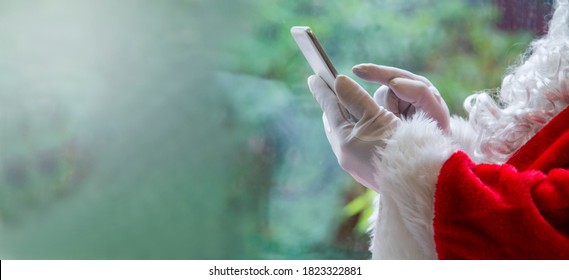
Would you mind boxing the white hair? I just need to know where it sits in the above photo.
[465,0,569,164]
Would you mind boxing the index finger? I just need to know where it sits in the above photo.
[351,63,431,86]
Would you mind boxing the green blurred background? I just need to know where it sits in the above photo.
[0,0,549,259]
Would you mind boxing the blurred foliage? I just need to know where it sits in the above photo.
[343,189,376,233]
[226,0,533,114]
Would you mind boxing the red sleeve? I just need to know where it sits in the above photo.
[434,151,569,259]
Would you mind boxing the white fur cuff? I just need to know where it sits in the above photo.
[369,113,459,259]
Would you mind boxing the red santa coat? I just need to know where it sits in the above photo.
[370,107,569,259]
[434,106,569,259]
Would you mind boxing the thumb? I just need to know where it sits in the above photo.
[334,75,379,121]
[308,75,351,127]
[389,77,450,132]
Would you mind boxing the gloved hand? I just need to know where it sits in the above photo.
[352,64,450,134]
[308,74,400,192]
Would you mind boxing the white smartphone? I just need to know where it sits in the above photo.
[291,26,338,91]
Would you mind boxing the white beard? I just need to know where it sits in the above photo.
[465,0,569,164]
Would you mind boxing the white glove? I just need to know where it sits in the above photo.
[353,64,450,134]
[308,74,400,192]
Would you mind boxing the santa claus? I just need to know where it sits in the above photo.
[307,0,569,259]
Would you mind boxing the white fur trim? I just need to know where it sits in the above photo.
[448,116,479,161]
[369,113,458,259]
